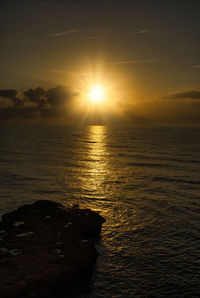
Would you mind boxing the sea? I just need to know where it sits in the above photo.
[0,125,200,297]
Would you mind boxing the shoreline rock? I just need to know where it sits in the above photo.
[0,200,106,298]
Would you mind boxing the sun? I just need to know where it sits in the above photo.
[88,86,105,104]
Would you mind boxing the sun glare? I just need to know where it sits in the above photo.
[88,86,105,104]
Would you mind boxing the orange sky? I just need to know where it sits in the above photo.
[0,0,200,125]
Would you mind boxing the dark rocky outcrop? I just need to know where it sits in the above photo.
[0,200,105,298]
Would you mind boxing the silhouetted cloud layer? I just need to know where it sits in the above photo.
[1,86,200,125]
[0,85,77,122]
[165,89,200,100]
[24,87,46,107]
[0,89,24,107]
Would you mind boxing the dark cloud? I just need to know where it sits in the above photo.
[1,85,200,125]
[0,85,77,122]
[0,89,24,107]
[165,89,200,100]
[23,85,73,108]
[46,85,73,107]
[24,87,47,107]
[0,89,17,98]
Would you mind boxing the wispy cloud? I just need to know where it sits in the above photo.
[49,69,103,77]
[107,59,158,65]
[50,60,158,76]
[164,88,200,100]
[46,29,80,37]
[194,65,200,69]
[132,30,148,35]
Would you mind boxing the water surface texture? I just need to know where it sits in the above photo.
[0,126,200,297]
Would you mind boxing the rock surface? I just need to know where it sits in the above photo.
[0,200,105,298]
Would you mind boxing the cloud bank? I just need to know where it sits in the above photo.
[0,89,24,107]
[0,85,77,123]
[0,86,200,126]
[164,89,200,100]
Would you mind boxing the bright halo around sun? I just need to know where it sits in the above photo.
[88,85,105,104]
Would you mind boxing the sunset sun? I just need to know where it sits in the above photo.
[88,86,105,104]
[1,1,200,297]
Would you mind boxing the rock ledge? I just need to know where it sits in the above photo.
[0,200,105,298]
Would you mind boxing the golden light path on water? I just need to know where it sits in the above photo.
[63,125,109,212]
[1,126,199,297]
[83,125,108,200]
[74,126,125,221]
[64,125,124,230]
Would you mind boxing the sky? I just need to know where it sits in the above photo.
[1,0,200,125]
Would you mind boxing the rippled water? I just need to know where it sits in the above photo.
[0,125,200,297]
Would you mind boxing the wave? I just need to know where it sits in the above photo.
[0,173,47,182]
[126,161,176,168]
[153,176,200,185]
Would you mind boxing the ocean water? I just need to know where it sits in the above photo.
[0,125,200,297]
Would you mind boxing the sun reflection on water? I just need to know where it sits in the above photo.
[84,125,108,195]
